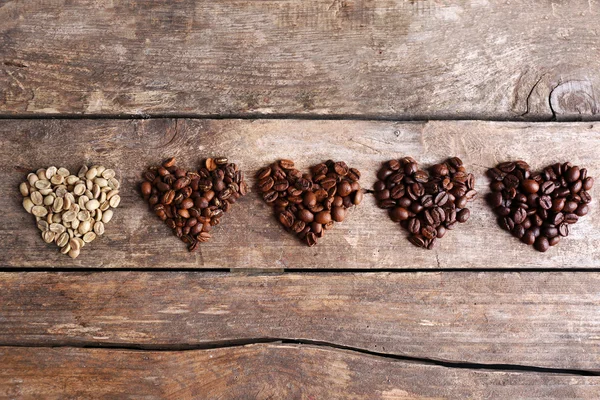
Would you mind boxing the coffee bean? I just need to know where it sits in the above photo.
[142,157,247,251]
[490,160,592,252]
[575,204,589,217]
[522,179,539,194]
[489,192,503,208]
[565,166,580,183]
[534,236,550,252]
[259,160,361,246]
[279,159,295,169]
[456,208,470,223]
[278,210,295,228]
[376,157,476,248]
[408,235,426,248]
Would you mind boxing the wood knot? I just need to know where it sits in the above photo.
[550,80,599,121]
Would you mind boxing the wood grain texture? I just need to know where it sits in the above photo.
[1,119,599,269]
[1,271,599,370]
[1,0,599,119]
[1,344,598,399]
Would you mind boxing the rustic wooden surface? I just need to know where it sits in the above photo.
[1,343,598,399]
[1,0,599,120]
[0,119,598,269]
[1,271,599,371]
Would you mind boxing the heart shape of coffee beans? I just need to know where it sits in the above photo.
[488,161,593,252]
[20,164,121,259]
[141,157,248,251]
[374,157,477,249]
[257,159,363,246]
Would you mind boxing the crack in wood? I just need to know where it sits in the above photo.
[1,338,597,376]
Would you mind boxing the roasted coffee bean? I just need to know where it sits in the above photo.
[142,157,247,251]
[489,160,592,252]
[408,235,426,248]
[259,160,361,246]
[522,179,539,194]
[278,210,295,228]
[489,192,503,208]
[376,157,476,248]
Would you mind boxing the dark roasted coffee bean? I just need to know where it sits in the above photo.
[540,181,555,194]
[522,179,539,194]
[413,170,429,183]
[421,195,434,208]
[534,236,550,252]
[408,235,426,248]
[489,192,503,208]
[377,158,476,248]
[580,190,592,204]
[390,207,409,222]
[497,161,516,173]
[575,204,589,217]
[513,207,527,225]
[378,199,396,209]
[501,217,515,231]
[564,213,579,224]
[456,208,470,223]
[431,163,449,177]
[488,168,505,181]
[434,192,449,206]
[522,230,536,245]
[565,166,580,183]
[538,195,552,210]
[583,177,594,190]
[512,224,525,239]
[552,212,565,226]
[407,218,421,235]
[563,201,578,213]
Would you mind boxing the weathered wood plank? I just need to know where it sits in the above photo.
[1,0,599,119]
[0,119,598,269]
[0,344,597,399]
[1,271,599,370]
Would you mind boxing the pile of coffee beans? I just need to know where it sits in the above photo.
[21,165,120,258]
[257,159,363,246]
[374,157,476,249]
[488,161,593,252]
[141,157,248,251]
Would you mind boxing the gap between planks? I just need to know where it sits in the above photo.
[1,339,598,377]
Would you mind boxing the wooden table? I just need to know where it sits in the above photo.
[1,1,599,398]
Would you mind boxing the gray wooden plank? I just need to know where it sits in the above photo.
[0,119,600,269]
[1,0,599,119]
[1,271,599,370]
[0,119,598,269]
[0,344,598,399]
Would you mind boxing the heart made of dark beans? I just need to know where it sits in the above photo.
[374,157,477,249]
[257,159,363,247]
[141,157,248,252]
[488,161,593,252]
